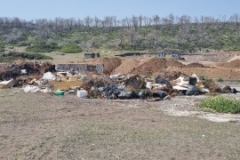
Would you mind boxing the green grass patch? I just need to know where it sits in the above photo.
[16,41,31,47]
[217,77,224,82]
[0,42,5,52]
[0,52,53,62]
[60,44,82,53]
[26,41,59,53]
[199,96,240,114]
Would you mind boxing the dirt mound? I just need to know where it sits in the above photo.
[166,60,185,68]
[91,58,121,74]
[153,71,183,81]
[221,59,240,68]
[227,56,240,62]
[186,63,207,68]
[114,59,139,74]
[131,58,167,75]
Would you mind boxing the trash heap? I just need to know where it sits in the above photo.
[0,62,54,89]
[0,62,238,99]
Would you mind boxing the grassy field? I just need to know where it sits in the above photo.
[0,89,240,159]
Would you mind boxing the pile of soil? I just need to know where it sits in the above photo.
[221,59,240,68]
[114,59,139,74]
[166,60,185,68]
[131,58,167,75]
[186,63,208,68]
[91,58,121,74]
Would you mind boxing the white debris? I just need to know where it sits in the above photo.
[42,72,56,80]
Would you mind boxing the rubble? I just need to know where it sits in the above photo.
[0,79,14,89]
[0,61,238,100]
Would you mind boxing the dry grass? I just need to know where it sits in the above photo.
[0,89,240,159]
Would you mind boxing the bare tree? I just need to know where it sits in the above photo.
[84,16,93,32]
[131,15,139,31]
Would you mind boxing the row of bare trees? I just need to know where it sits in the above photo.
[0,14,240,31]
[1,14,240,51]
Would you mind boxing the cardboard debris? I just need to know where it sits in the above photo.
[0,79,14,89]
[51,80,83,91]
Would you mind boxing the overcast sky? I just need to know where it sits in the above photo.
[0,0,239,20]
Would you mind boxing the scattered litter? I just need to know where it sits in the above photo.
[77,89,88,98]
[146,82,153,89]
[23,85,40,93]
[125,75,146,89]
[118,91,135,99]
[55,90,64,96]
[155,76,172,86]
[186,85,200,95]
[152,90,169,99]
[0,79,14,89]
[42,71,56,80]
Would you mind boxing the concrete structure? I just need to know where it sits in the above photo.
[55,63,104,74]
[157,52,166,58]
[157,51,182,59]
[84,53,100,59]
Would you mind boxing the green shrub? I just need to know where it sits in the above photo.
[0,44,4,52]
[26,41,59,53]
[0,52,53,62]
[16,41,31,47]
[199,96,240,114]
[217,77,224,82]
[8,46,14,49]
[60,44,82,53]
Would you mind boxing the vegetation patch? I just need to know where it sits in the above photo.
[0,52,53,62]
[16,41,31,47]
[60,44,82,53]
[0,45,4,52]
[217,77,224,82]
[26,41,59,53]
[199,96,240,114]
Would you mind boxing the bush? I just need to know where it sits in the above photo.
[16,41,31,47]
[0,46,4,52]
[26,41,59,53]
[199,96,240,114]
[217,77,224,82]
[0,43,4,52]
[0,52,53,62]
[60,44,82,53]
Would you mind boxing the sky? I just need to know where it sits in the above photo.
[0,0,240,21]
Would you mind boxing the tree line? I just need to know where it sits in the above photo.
[0,14,240,52]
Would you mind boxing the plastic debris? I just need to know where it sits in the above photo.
[186,85,200,95]
[152,90,169,99]
[42,72,56,80]
[155,76,172,86]
[118,91,135,99]
[77,89,88,98]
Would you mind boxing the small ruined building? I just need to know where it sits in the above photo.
[84,53,100,59]
[157,51,182,59]
[157,52,166,58]
[55,63,104,74]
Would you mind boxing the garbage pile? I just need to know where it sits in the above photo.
[0,62,54,89]
[0,61,238,99]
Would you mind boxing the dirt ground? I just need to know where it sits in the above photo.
[1,51,240,159]
[0,88,240,160]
